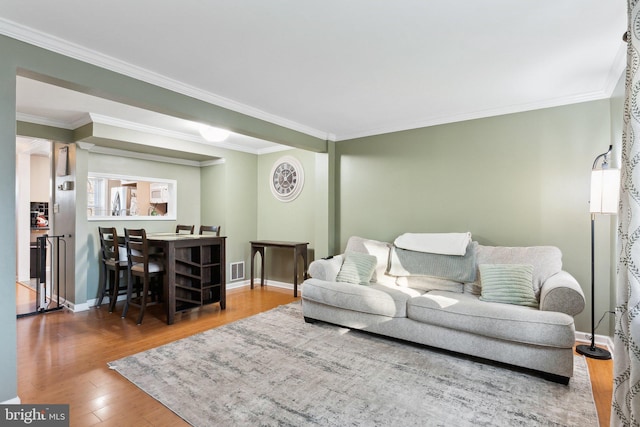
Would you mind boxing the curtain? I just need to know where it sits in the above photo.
[611,2,640,425]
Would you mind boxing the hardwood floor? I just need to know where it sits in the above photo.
[15,283,613,426]
[584,353,614,426]
[16,284,297,426]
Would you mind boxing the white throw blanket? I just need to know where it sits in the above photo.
[394,232,472,256]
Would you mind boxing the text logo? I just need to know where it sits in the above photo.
[1,405,69,426]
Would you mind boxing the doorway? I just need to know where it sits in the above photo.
[15,137,53,316]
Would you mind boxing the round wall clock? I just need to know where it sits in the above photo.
[270,155,304,202]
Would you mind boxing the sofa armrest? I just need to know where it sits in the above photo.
[539,271,586,316]
[308,255,344,282]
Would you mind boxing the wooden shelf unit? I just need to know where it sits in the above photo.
[174,241,225,313]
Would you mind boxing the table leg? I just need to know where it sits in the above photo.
[250,246,256,289]
[165,243,176,325]
[293,248,299,298]
[220,240,226,310]
[259,247,265,287]
[250,246,265,289]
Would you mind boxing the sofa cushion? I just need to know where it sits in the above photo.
[396,276,464,293]
[302,278,423,318]
[345,236,396,285]
[407,291,576,348]
[479,264,538,307]
[466,245,563,299]
[308,255,344,282]
[335,252,377,285]
[131,261,163,273]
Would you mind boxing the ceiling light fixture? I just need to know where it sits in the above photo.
[199,125,231,142]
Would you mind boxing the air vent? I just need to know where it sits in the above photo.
[230,261,245,281]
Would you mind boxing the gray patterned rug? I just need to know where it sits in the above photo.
[108,302,598,426]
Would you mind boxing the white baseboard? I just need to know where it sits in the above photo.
[227,280,251,290]
[49,279,300,313]
[1,397,21,404]
[70,301,91,312]
[84,294,128,312]
[83,281,296,308]
[227,279,298,292]
[50,293,85,313]
[254,279,295,291]
[574,330,614,355]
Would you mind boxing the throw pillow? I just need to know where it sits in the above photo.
[472,245,562,299]
[479,264,538,307]
[345,236,394,285]
[336,251,378,285]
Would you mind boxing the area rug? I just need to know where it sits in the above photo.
[108,302,598,426]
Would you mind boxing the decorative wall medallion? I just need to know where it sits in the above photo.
[270,156,304,202]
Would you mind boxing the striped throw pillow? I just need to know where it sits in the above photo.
[336,252,378,285]
[479,264,538,307]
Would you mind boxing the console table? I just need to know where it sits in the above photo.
[250,240,308,297]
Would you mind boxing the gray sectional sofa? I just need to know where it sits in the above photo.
[301,236,586,383]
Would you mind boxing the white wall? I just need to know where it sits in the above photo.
[30,155,50,202]
[15,153,52,283]
[15,151,30,282]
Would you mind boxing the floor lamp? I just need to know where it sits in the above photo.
[576,145,620,360]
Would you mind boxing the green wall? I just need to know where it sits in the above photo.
[0,31,623,404]
[258,150,316,242]
[0,45,18,404]
[0,33,322,403]
[335,99,616,334]
[79,151,202,305]
[201,150,259,283]
[256,149,318,282]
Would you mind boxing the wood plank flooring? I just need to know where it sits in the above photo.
[15,283,613,426]
[584,352,613,426]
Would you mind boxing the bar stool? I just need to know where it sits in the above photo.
[97,227,128,312]
[122,228,164,325]
[199,225,221,236]
[176,224,195,234]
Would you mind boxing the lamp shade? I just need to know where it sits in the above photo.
[590,168,620,214]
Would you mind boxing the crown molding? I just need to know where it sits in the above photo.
[69,114,93,130]
[602,43,627,97]
[89,113,209,145]
[88,113,279,155]
[335,86,620,141]
[255,145,297,155]
[0,17,329,141]
[200,158,226,167]
[17,109,287,155]
[75,141,94,151]
[79,144,220,168]
[16,112,74,129]
[3,17,626,145]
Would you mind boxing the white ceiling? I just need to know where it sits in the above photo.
[1,1,628,152]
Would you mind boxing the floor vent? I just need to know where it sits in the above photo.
[230,261,245,281]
